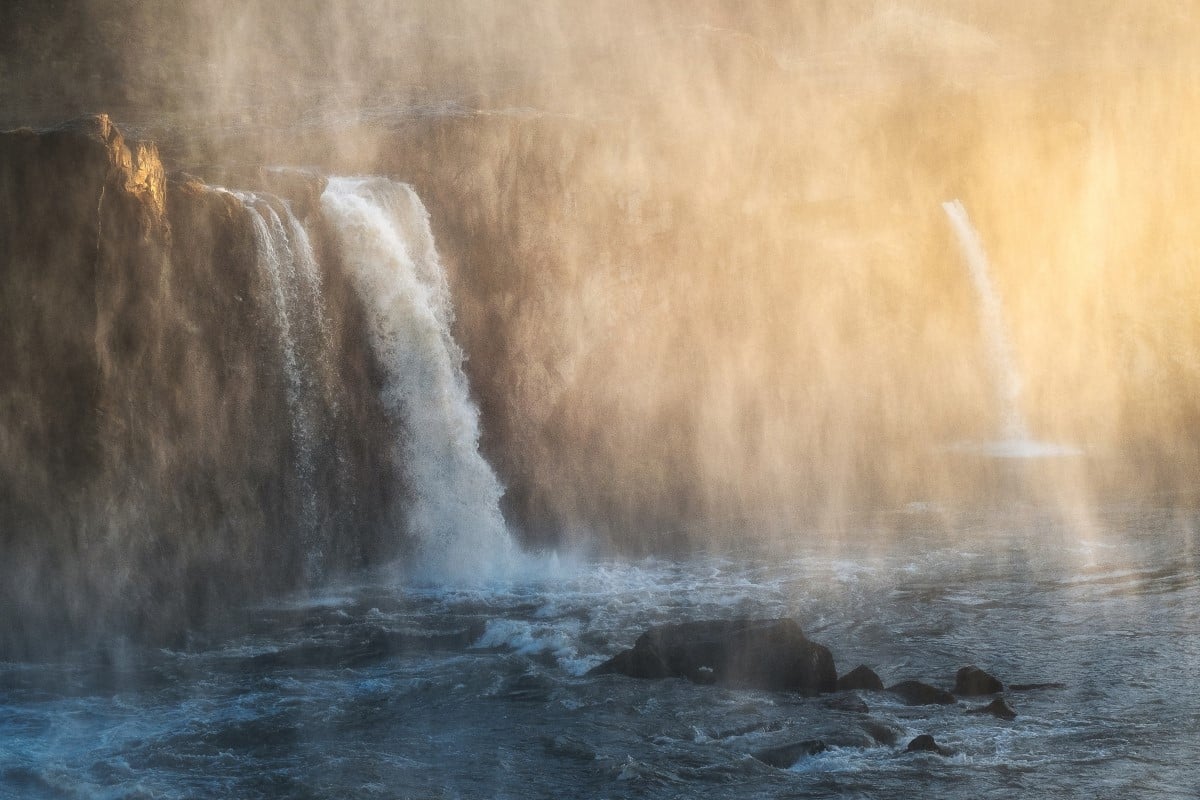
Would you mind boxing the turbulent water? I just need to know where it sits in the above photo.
[2,507,1197,799]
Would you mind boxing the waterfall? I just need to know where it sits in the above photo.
[239,192,329,575]
[941,199,1029,441]
[942,199,1080,458]
[320,177,518,581]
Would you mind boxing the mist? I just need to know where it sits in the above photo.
[6,3,1200,796]
[5,0,1200,550]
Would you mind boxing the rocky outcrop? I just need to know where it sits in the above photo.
[0,116,399,657]
[588,619,837,694]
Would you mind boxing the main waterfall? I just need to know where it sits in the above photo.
[321,177,518,581]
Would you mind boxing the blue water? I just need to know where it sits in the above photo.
[3,506,1199,799]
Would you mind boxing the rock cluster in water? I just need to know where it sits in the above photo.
[593,619,1037,769]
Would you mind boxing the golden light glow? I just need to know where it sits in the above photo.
[53,0,1200,546]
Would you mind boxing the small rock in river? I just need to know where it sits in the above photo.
[953,665,1004,695]
[860,719,904,746]
[906,734,955,756]
[752,739,827,768]
[887,680,956,705]
[824,692,869,713]
[837,664,884,691]
[967,697,1017,720]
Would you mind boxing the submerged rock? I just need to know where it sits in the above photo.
[953,665,1004,696]
[824,692,869,713]
[967,697,1017,720]
[906,734,955,756]
[752,739,827,768]
[246,623,486,670]
[825,730,877,749]
[587,619,837,694]
[887,680,956,705]
[860,719,904,746]
[542,735,597,761]
[837,664,884,691]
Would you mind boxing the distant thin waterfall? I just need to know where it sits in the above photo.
[942,199,1029,442]
[320,177,517,581]
[238,192,328,576]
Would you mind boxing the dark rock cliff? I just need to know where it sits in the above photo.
[0,116,399,657]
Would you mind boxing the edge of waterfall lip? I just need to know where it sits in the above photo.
[943,438,1084,459]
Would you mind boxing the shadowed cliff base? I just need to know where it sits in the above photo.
[0,116,401,657]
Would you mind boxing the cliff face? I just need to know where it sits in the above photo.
[0,116,399,657]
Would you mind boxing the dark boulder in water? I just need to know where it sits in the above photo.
[837,664,884,691]
[906,734,955,756]
[887,680,956,705]
[967,697,1017,720]
[587,618,837,694]
[752,739,827,768]
[953,665,1004,695]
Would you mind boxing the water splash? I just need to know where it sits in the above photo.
[320,177,518,581]
[942,199,1081,459]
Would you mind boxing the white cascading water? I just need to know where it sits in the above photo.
[238,192,327,573]
[941,199,1029,442]
[942,199,1080,458]
[320,177,518,581]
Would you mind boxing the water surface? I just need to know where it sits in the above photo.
[3,508,1198,799]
